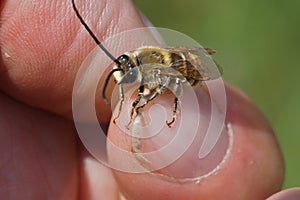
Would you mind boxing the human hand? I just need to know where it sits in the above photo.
[0,0,295,199]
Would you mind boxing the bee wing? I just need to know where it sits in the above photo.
[167,46,217,55]
[168,47,223,81]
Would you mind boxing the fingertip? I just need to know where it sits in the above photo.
[267,187,300,200]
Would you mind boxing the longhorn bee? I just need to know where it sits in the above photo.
[72,0,222,128]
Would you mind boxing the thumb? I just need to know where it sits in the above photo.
[107,84,284,200]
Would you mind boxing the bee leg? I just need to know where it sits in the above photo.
[113,84,124,123]
[126,85,144,129]
[136,77,170,112]
[136,86,163,111]
[166,97,178,128]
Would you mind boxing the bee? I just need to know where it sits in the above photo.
[72,0,222,128]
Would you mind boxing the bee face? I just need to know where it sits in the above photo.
[113,53,140,84]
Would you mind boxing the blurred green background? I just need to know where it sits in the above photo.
[134,0,299,189]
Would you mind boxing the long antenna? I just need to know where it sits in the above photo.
[72,0,120,65]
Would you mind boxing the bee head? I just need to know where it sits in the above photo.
[115,54,141,84]
[116,54,135,72]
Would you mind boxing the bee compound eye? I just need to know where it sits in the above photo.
[117,54,134,69]
[118,54,129,63]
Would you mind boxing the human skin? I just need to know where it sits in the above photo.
[0,0,296,199]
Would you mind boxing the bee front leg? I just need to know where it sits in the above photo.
[166,97,178,128]
[126,85,144,129]
[113,84,124,123]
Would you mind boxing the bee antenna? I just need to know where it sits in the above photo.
[102,68,124,104]
[72,0,121,65]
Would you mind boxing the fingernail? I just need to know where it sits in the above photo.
[127,83,233,183]
[266,188,300,200]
